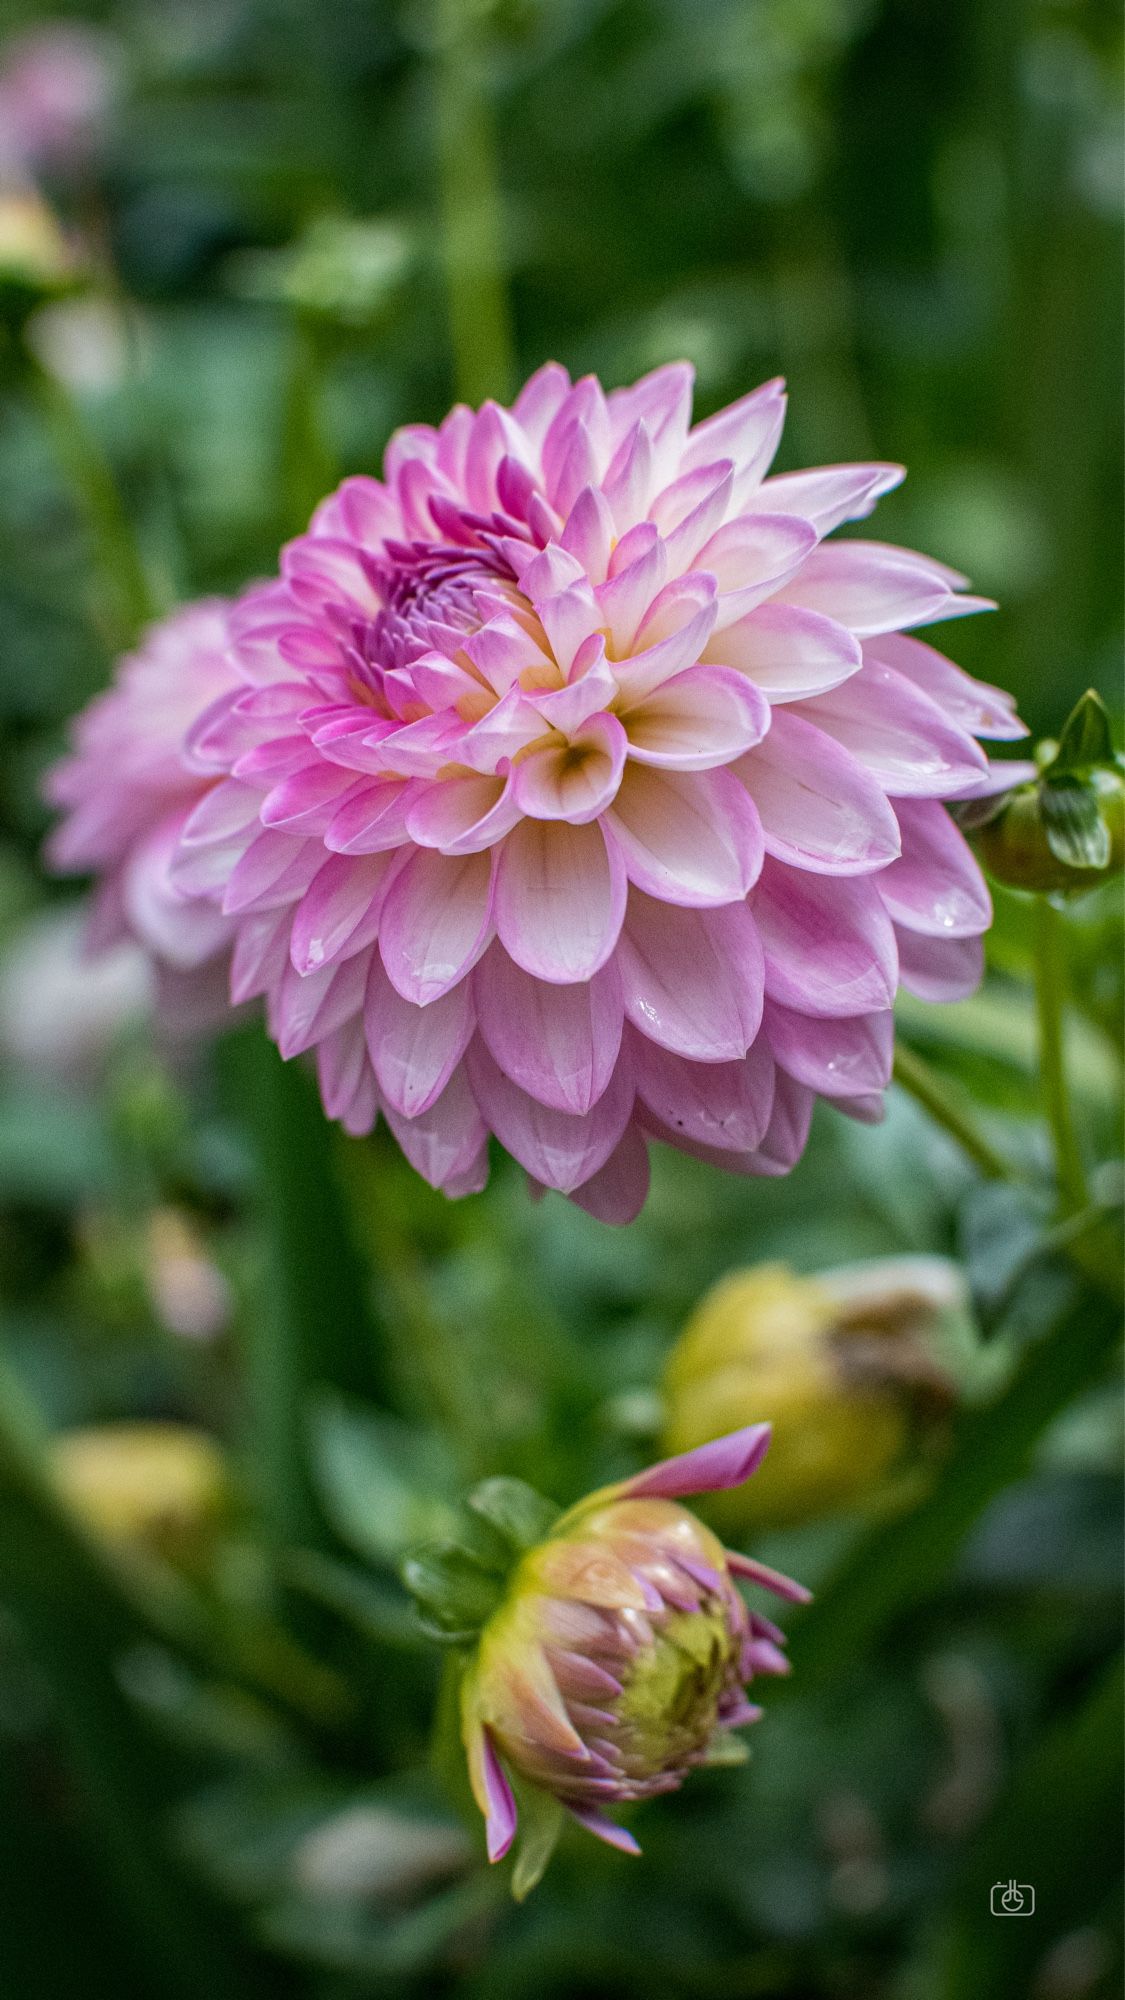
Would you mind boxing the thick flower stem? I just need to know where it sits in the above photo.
[432,0,515,406]
[24,346,155,646]
[892,1039,1014,1183]
[1032,896,1088,1214]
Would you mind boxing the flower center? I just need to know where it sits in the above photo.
[614,1606,734,1775]
[367,539,513,674]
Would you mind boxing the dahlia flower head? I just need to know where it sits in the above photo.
[441,1424,806,1879]
[47,363,1030,1219]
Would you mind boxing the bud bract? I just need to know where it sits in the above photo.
[412,1428,807,1887]
[661,1259,960,1531]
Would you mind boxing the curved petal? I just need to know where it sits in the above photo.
[756,461,904,533]
[567,1122,651,1224]
[895,926,983,1003]
[620,666,769,770]
[735,708,901,875]
[289,851,396,974]
[273,950,370,1060]
[382,1063,489,1192]
[405,772,522,854]
[799,659,988,797]
[705,602,861,701]
[607,766,763,906]
[474,947,624,1114]
[494,818,626,983]
[513,713,628,823]
[378,847,495,1005]
[364,956,476,1117]
[633,1031,776,1154]
[775,540,993,636]
[697,514,818,627]
[866,632,1027,741]
[762,1000,894,1098]
[878,798,991,938]
[465,1037,634,1193]
[615,891,764,1061]
[753,860,898,1018]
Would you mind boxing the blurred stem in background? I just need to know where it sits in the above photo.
[1033,896,1088,1214]
[892,1040,1013,1182]
[279,311,340,539]
[432,0,515,407]
[23,344,154,647]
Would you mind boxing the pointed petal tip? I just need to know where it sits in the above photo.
[622,1422,773,1502]
[567,1804,642,1856]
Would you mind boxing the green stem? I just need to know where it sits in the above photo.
[279,312,340,538]
[217,1028,395,1550]
[433,0,515,405]
[1032,895,1088,1213]
[892,1040,1015,1183]
[24,347,154,646]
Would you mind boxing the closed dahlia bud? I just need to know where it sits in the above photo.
[661,1258,961,1532]
[969,693,1125,896]
[50,1421,230,1568]
[44,600,242,1030]
[403,1428,807,1887]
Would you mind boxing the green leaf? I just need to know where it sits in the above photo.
[1040,774,1111,870]
[309,1392,458,1570]
[466,1476,560,1554]
[1049,688,1114,773]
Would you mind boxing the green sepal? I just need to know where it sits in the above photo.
[701,1731,751,1768]
[467,1477,560,1554]
[509,1785,566,1901]
[1048,689,1114,775]
[401,1542,507,1642]
[1039,775,1111,871]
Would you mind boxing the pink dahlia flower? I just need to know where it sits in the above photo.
[459,1422,808,1869]
[45,600,241,1029]
[58,363,1027,1220]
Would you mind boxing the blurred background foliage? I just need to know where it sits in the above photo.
[0,0,1121,1996]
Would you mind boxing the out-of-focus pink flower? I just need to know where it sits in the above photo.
[459,1424,807,1869]
[45,601,241,1029]
[0,904,149,1080]
[0,24,118,182]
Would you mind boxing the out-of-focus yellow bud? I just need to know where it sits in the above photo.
[661,1258,961,1532]
[0,187,77,330]
[50,1421,231,1570]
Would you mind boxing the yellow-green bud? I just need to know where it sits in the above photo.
[50,1421,230,1570]
[661,1259,959,1532]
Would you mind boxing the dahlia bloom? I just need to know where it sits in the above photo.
[49,363,1030,1219]
[457,1423,807,1873]
[45,600,241,1028]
